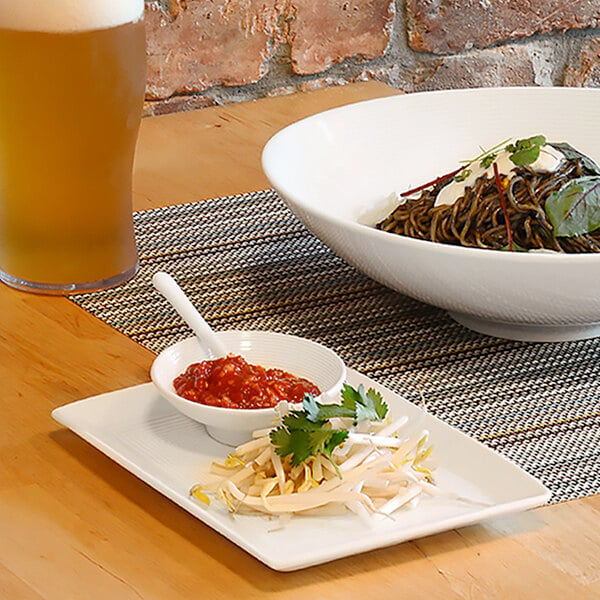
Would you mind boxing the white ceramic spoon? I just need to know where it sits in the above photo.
[152,271,229,358]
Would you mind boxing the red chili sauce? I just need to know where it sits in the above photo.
[173,354,321,409]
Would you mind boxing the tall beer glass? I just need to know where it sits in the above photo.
[0,0,146,293]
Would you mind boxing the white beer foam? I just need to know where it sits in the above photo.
[0,0,144,33]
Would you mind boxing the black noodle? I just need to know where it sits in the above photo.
[376,158,600,253]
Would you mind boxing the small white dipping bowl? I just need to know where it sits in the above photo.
[262,87,600,342]
[151,330,346,446]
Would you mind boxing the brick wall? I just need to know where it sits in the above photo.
[143,0,600,116]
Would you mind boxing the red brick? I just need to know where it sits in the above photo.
[288,0,395,75]
[564,38,600,86]
[144,0,279,99]
[406,0,600,54]
[411,46,537,91]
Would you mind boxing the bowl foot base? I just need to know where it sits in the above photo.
[449,312,600,342]
[206,425,251,447]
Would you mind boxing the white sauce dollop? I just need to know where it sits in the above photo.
[433,142,565,207]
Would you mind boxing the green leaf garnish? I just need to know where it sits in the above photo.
[282,410,326,432]
[480,153,498,169]
[460,138,511,169]
[454,168,472,182]
[355,386,388,422]
[304,394,354,422]
[340,383,388,422]
[545,176,600,237]
[506,135,546,166]
[340,383,361,410]
[270,427,313,464]
[500,241,529,252]
[322,430,350,461]
[269,384,388,467]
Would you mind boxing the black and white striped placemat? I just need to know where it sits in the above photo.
[70,189,600,504]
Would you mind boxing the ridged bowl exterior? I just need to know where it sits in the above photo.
[151,330,346,445]
[262,87,600,340]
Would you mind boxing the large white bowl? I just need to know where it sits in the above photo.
[262,87,600,342]
[151,330,346,446]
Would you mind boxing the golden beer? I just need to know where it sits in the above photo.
[0,2,146,293]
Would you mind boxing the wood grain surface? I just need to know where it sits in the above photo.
[1,81,598,599]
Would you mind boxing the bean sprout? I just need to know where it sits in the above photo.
[190,416,436,520]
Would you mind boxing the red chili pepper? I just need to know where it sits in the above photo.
[400,166,467,198]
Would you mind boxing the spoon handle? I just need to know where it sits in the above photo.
[152,271,228,358]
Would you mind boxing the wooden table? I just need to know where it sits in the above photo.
[1,82,598,599]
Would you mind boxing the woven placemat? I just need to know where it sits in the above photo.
[70,189,599,504]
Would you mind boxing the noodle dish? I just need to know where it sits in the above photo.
[262,87,600,341]
[377,136,600,253]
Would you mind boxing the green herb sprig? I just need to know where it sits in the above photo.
[269,384,388,468]
[453,139,505,182]
[506,135,546,166]
[453,135,547,184]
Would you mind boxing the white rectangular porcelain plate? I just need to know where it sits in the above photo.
[52,369,550,571]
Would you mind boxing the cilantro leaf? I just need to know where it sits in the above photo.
[303,394,322,423]
[355,386,388,422]
[270,427,309,462]
[322,430,350,476]
[270,425,347,467]
[270,384,389,466]
[281,410,325,431]
[323,430,349,458]
[310,429,346,460]
[342,384,389,423]
[304,395,355,422]
[313,404,356,420]
[340,383,361,410]
[366,387,388,419]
